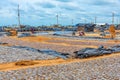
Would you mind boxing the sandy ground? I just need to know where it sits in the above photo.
[0,52,120,72]
[0,36,100,54]
[0,35,120,57]
[0,51,120,79]
[0,34,120,79]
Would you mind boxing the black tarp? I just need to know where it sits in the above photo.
[12,46,68,59]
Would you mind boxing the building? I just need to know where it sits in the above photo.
[75,23,96,32]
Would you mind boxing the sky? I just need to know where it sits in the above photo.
[0,0,120,26]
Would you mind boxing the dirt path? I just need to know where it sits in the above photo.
[10,36,98,48]
[0,52,120,72]
[10,36,120,48]
[0,36,120,72]
[11,36,120,45]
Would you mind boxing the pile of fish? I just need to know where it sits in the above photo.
[74,45,120,58]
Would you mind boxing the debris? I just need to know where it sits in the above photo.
[108,45,120,53]
[12,46,68,59]
[0,46,55,63]
[39,49,68,59]
[74,45,113,58]
[0,42,8,45]
[72,31,75,36]
[18,33,31,38]
[79,31,85,36]
[12,46,39,52]
[0,33,8,37]
[15,60,38,66]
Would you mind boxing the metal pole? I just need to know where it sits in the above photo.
[119,18,120,24]
[85,19,86,24]
[112,12,114,24]
[56,14,58,26]
[95,16,97,24]
[18,5,20,27]
[117,18,119,24]
[72,19,73,25]
[18,5,21,32]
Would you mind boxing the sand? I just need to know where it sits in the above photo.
[0,52,120,72]
[0,52,120,80]
[0,34,120,79]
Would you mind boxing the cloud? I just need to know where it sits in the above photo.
[56,0,72,2]
[36,2,56,8]
[92,0,114,6]
[0,0,120,26]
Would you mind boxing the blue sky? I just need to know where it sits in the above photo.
[0,0,120,26]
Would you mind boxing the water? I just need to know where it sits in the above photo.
[53,31,72,35]
[34,31,72,35]
[34,32,49,35]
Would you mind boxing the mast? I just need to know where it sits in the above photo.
[18,5,20,27]
[117,18,119,24]
[56,14,58,26]
[95,16,97,24]
[84,19,86,24]
[119,18,120,24]
[72,19,73,25]
[112,12,114,24]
